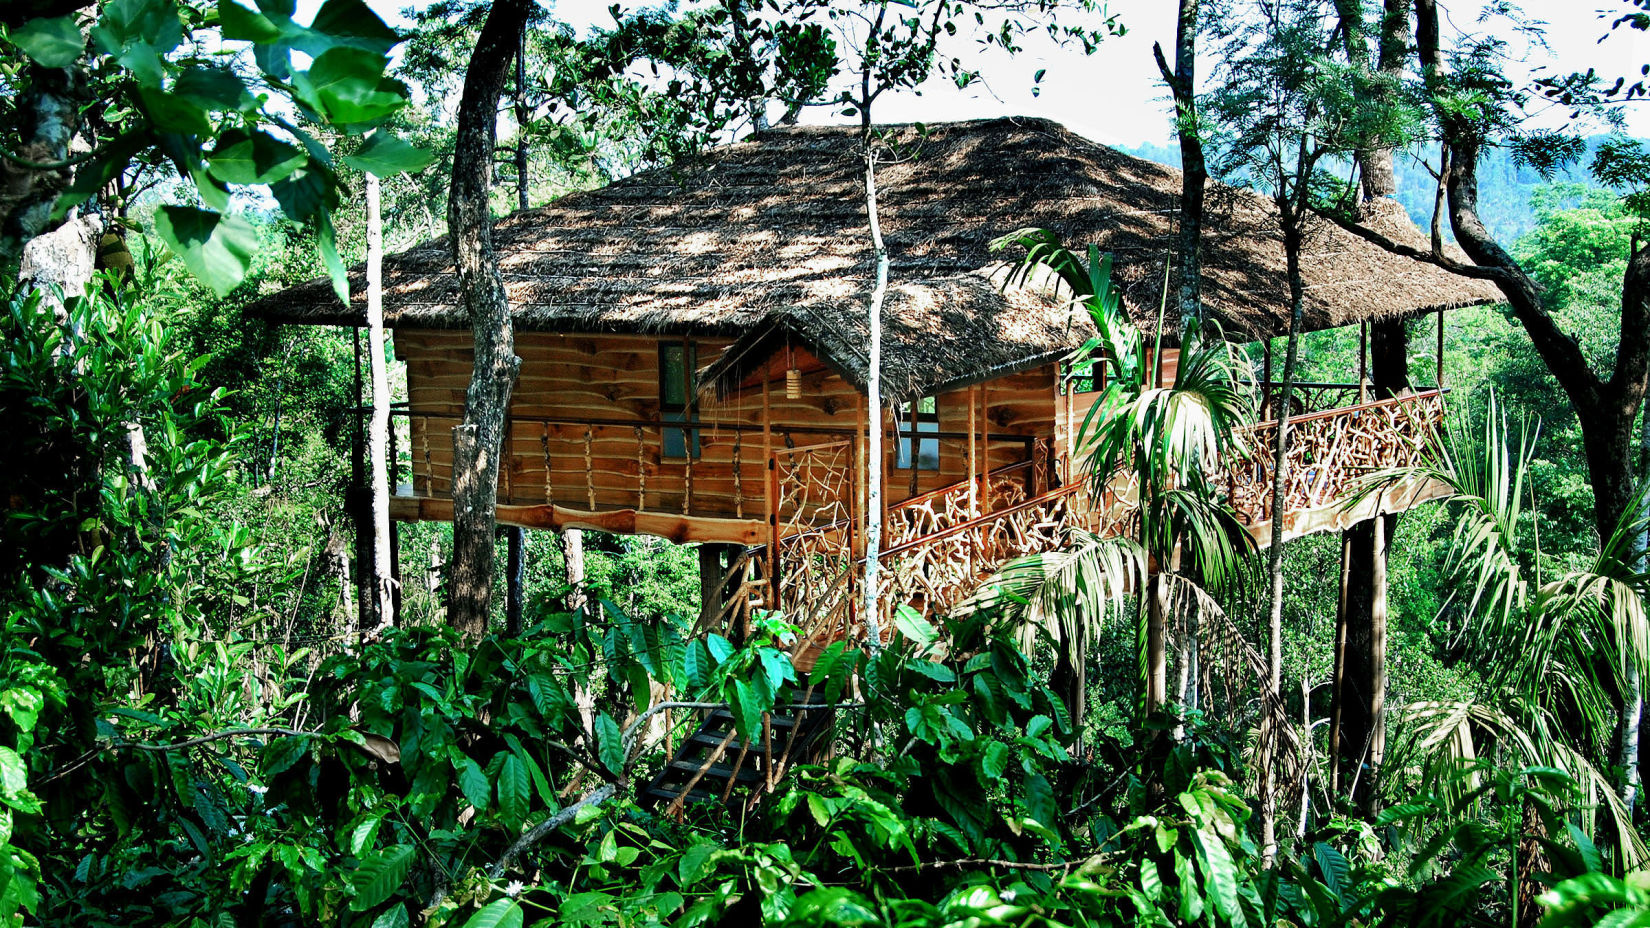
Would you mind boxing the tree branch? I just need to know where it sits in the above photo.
[1305,204,1510,282]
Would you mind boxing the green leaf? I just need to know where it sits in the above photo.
[456,757,489,811]
[138,86,212,137]
[10,16,84,67]
[152,207,259,295]
[348,844,415,912]
[894,605,939,651]
[174,67,255,113]
[460,899,522,928]
[730,679,766,741]
[981,742,1010,780]
[706,634,734,664]
[498,753,529,831]
[218,0,283,44]
[595,712,624,776]
[1191,827,1242,925]
[90,0,183,85]
[343,129,432,177]
[293,46,405,126]
[309,0,400,56]
[209,129,306,185]
[370,904,410,928]
[0,749,25,795]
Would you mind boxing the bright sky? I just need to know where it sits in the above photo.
[528,0,1650,146]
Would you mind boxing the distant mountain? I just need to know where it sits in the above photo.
[1114,140,1605,243]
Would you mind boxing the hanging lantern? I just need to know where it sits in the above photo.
[784,343,801,399]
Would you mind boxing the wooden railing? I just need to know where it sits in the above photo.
[1225,388,1446,526]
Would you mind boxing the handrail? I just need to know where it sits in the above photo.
[880,481,1084,559]
[1240,387,1447,432]
[887,457,1037,513]
[379,406,1034,444]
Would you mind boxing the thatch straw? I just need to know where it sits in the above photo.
[246,117,1499,400]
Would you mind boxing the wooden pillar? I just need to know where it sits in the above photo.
[762,375,778,608]
[1358,321,1369,405]
[1328,531,1352,794]
[698,542,739,632]
[505,526,526,636]
[1436,307,1446,389]
[966,385,979,518]
[1338,505,1391,811]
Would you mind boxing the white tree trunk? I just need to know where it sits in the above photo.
[861,146,887,653]
[365,173,395,630]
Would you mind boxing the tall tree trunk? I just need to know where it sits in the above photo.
[1260,207,1309,864]
[1327,0,1410,816]
[503,22,532,630]
[364,173,395,632]
[1152,0,1206,334]
[1414,0,1650,543]
[447,0,534,639]
[1,64,85,258]
[861,141,887,654]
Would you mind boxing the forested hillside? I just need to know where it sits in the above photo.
[3,0,1650,926]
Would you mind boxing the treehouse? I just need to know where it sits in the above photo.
[249,117,1498,653]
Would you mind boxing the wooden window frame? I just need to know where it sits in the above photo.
[659,340,700,460]
[894,396,940,471]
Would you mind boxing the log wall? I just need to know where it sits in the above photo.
[396,329,1060,535]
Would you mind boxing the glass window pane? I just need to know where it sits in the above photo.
[661,345,686,407]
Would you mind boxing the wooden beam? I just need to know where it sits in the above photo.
[389,495,768,546]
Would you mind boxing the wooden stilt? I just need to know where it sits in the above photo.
[1328,530,1352,794]
[505,527,525,635]
[762,376,777,609]
[1359,322,1369,405]
[1436,307,1446,390]
[967,385,978,518]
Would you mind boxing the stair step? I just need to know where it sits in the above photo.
[643,785,723,806]
[667,759,763,783]
[708,710,797,729]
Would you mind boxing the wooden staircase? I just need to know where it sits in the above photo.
[641,689,834,812]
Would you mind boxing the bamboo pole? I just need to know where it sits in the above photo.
[763,375,777,609]
[966,386,978,518]
[1436,307,1445,389]
[1358,321,1368,405]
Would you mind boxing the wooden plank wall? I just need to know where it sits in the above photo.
[397,328,1059,527]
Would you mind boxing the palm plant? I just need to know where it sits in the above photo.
[954,229,1255,726]
[1375,393,1650,868]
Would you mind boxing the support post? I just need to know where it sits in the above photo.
[505,527,526,635]
[1328,530,1352,795]
[1436,307,1445,389]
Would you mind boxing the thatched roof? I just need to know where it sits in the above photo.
[248,117,1499,400]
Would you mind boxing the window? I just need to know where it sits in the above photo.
[659,341,699,459]
[895,396,940,471]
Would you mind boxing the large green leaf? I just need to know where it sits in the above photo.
[293,46,405,126]
[218,0,283,43]
[151,207,259,296]
[209,129,306,185]
[90,0,183,85]
[460,900,523,928]
[498,753,529,831]
[138,86,211,138]
[342,130,432,177]
[348,844,416,912]
[370,904,410,928]
[456,757,489,812]
[173,67,255,113]
[1191,826,1243,926]
[308,0,399,55]
[730,678,766,741]
[9,16,85,67]
[595,712,624,776]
